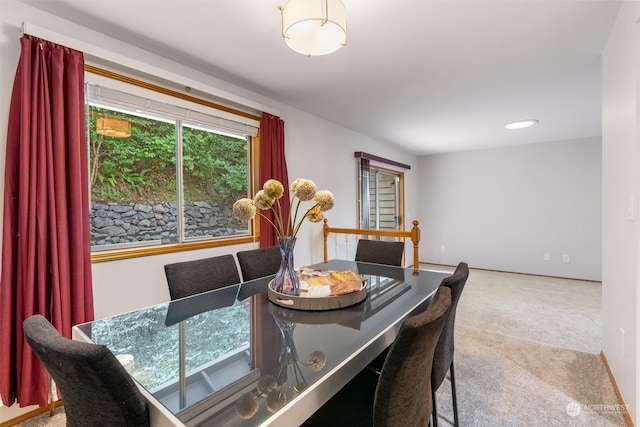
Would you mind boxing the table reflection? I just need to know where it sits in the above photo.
[235,305,327,421]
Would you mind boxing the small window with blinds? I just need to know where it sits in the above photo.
[85,69,260,260]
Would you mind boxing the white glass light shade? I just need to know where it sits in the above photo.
[281,0,347,56]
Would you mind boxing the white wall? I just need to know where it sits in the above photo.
[282,104,420,264]
[418,137,602,281]
[602,1,640,423]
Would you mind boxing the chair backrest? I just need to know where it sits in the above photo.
[236,246,282,281]
[431,262,470,390]
[374,286,452,426]
[23,315,149,427]
[164,254,240,300]
[354,239,405,266]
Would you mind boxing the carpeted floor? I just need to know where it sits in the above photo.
[10,406,65,427]
[14,266,627,426]
[429,265,627,427]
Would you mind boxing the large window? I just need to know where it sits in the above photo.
[86,69,260,260]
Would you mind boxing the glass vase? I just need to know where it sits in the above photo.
[273,236,301,296]
[273,314,307,398]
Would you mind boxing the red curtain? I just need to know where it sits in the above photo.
[0,35,94,407]
[259,112,290,247]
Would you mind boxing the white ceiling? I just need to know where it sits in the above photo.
[19,0,622,155]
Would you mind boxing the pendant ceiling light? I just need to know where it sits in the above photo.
[280,0,347,56]
[96,117,131,138]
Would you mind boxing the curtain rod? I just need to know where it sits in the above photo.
[354,152,411,170]
[20,22,279,117]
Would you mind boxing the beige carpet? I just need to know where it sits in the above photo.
[13,267,627,426]
[10,406,65,427]
[429,265,627,427]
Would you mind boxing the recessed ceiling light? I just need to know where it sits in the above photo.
[505,119,539,130]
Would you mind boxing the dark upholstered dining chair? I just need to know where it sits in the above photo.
[23,315,150,427]
[431,261,469,427]
[302,286,452,427]
[355,239,405,266]
[236,245,282,281]
[163,254,240,300]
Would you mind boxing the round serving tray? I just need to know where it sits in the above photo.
[268,302,364,325]
[267,280,367,311]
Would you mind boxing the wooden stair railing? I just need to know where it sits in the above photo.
[322,219,421,271]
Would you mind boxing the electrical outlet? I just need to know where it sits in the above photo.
[440,245,446,253]
[562,254,570,263]
[543,253,551,262]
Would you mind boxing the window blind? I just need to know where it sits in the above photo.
[86,83,259,137]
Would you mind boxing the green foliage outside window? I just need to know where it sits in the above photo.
[88,106,248,204]
[182,126,248,201]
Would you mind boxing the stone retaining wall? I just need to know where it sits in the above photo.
[90,201,242,246]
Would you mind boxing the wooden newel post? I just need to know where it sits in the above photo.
[323,218,329,263]
[410,220,420,272]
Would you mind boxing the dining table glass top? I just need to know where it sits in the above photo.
[73,260,449,426]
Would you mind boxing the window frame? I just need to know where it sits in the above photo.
[358,163,406,232]
[86,65,262,263]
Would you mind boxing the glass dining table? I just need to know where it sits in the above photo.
[72,259,449,426]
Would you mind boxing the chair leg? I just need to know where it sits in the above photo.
[450,362,459,427]
[432,386,438,427]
